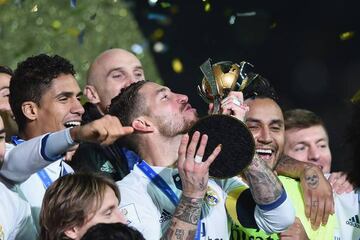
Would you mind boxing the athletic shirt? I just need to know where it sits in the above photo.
[0,182,37,240]
[227,176,338,240]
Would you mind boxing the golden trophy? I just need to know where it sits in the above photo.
[188,58,256,178]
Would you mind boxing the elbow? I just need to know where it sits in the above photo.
[255,190,295,234]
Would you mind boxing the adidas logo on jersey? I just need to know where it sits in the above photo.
[100,161,115,173]
[346,214,360,229]
[159,209,172,223]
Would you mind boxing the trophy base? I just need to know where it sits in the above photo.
[188,114,255,179]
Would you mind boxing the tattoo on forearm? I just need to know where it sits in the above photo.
[244,155,283,205]
[275,154,302,178]
[199,177,206,191]
[161,197,202,240]
[175,229,184,239]
[173,195,203,224]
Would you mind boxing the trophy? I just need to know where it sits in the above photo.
[188,58,256,178]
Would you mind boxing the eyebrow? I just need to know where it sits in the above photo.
[55,91,83,98]
[0,128,5,134]
[106,67,123,77]
[155,87,169,97]
[100,204,116,215]
[0,86,9,91]
[246,118,284,125]
[107,65,144,77]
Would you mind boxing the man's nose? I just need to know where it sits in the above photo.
[177,94,188,104]
[257,127,272,144]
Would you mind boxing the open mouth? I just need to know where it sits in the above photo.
[256,148,274,161]
[64,121,81,128]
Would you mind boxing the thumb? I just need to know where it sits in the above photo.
[121,126,135,135]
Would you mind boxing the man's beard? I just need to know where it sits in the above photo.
[154,113,198,137]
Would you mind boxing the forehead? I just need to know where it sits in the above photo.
[101,51,141,71]
[245,98,283,123]
[285,125,328,142]
[139,82,168,98]
[44,74,80,95]
[0,73,11,86]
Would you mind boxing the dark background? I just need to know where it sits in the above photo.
[130,0,360,171]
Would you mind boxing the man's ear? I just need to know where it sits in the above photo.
[132,117,154,133]
[21,102,38,121]
[84,85,100,104]
[64,227,80,240]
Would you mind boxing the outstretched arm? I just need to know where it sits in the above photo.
[0,115,133,183]
[275,155,334,229]
[161,132,221,240]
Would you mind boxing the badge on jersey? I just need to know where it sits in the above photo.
[120,203,141,225]
[205,187,220,206]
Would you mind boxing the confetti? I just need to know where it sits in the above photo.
[172,58,183,73]
[339,31,355,41]
[70,0,77,8]
[78,29,85,45]
[51,20,62,30]
[31,4,38,13]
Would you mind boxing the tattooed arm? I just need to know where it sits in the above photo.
[240,154,295,233]
[161,133,221,240]
[243,155,283,204]
[161,196,203,240]
[275,155,334,229]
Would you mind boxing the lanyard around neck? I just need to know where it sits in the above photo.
[137,160,203,239]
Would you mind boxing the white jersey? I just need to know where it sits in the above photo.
[334,189,360,240]
[0,182,37,240]
[118,164,294,240]
[1,129,75,233]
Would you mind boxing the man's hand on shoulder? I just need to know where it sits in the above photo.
[300,164,334,230]
[328,171,354,194]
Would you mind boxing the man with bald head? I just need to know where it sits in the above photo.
[84,48,145,117]
[70,48,144,181]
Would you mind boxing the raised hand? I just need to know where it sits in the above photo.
[161,132,221,240]
[177,131,221,198]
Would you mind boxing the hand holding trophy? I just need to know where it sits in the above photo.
[188,58,256,178]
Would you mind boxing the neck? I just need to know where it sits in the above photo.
[139,134,183,168]
[19,128,40,140]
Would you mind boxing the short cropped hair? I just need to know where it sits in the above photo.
[109,80,149,152]
[40,172,120,240]
[0,65,13,76]
[9,54,75,132]
[242,73,279,102]
[80,223,145,240]
[284,109,325,131]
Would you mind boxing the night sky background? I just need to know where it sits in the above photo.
[131,0,360,171]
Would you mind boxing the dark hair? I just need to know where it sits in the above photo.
[0,65,13,76]
[284,109,325,131]
[81,223,145,240]
[9,54,75,132]
[40,172,120,240]
[108,80,148,152]
[242,73,279,102]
